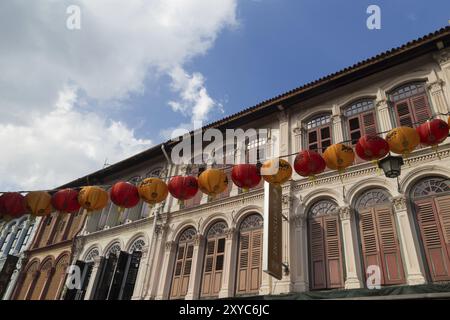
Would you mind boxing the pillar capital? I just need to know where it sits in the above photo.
[392,195,407,211]
[339,206,352,221]
[165,240,176,251]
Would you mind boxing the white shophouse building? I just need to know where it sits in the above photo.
[61,27,450,300]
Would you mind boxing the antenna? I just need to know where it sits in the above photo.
[103,158,111,168]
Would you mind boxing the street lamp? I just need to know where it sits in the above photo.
[378,155,404,178]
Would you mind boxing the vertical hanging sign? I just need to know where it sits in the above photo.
[263,181,283,280]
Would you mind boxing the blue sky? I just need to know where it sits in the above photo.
[127,0,450,140]
[1,0,449,190]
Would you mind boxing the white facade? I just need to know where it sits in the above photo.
[67,45,450,299]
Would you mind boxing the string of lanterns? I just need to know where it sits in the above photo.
[1,117,450,221]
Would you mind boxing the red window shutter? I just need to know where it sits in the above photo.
[374,207,405,284]
[415,197,450,281]
[324,216,344,288]
[309,218,326,290]
[394,101,414,127]
[359,208,384,283]
[411,95,432,125]
[362,111,377,136]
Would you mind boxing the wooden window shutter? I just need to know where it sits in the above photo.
[415,197,450,281]
[359,207,405,286]
[170,241,194,299]
[324,216,344,288]
[359,208,383,282]
[249,230,262,292]
[411,95,432,125]
[120,251,142,300]
[201,237,226,297]
[309,218,326,289]
[362,111,377,136]
[236,232,250,294]
[374,207,405,284]
[107,251,129,300]
[394,101,413,127]
[236,229,262,295]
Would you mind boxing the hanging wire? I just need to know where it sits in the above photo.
[1,112,450,194]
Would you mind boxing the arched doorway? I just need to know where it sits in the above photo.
[411,177,450,282]
[170,227,197,299]
[235,214,263,296]
[307,199,344,290]
[200,220,227,298]
[355,189,405,286]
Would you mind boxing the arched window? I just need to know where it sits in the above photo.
[14,260,39,300]
[93,243,122,300]
[411,177,450,282]
[307,199,344,290]
[201,221,227,298]
[170,227,197,299]
[343,99,377,145]
[355,189,405,286]
[116,238,146,300]
[31,259,53,300]
[45,254,69,300]
[236,214,263,296]
[389,82,432,127]
[305,114,332,153]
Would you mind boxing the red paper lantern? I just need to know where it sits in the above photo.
[293,150,326,177]
[231,164,261,190]
[1,192,27,218]
[110,182,140,208]
[416,119,449,147]
[168,176,199,201]
[355,135,390,161]
[51,188,81,213]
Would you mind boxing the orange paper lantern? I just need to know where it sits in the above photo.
[78,186,109,211]
[137,178,168,205]
[323,143,355,172]
[386,126,420,155]
[25,191,52,216]
[261,159,292,185]
[198,169,228,197]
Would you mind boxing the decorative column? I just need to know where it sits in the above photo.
[392,196,426,285]
[185,234,205,300]
[84,256,102,300]
[427,79,450,117]
[292,122,304,153]
[144,224,168,299]
[375,89,393,137]
[155,240,177,300]
[290,209,308,292]
[331,104,344,143]
[278,109,290,159]
[339,206,363,289]
[218,227,237,298]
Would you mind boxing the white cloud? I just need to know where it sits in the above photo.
[168,66,224,124]
[0,87,152,191]
[0,0,238,190]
